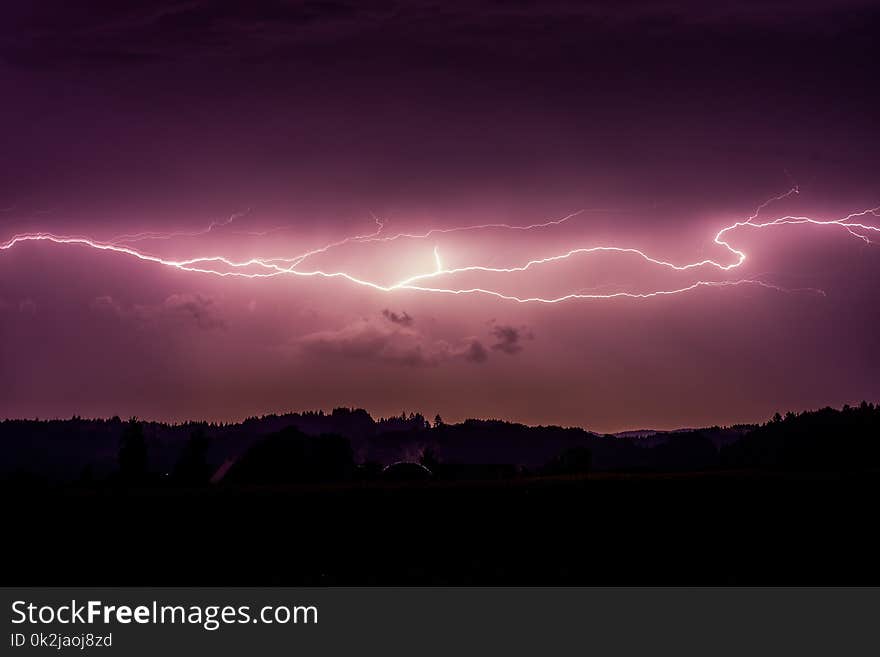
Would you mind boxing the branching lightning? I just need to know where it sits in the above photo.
[109,210,253,243]
[1,189,878,304]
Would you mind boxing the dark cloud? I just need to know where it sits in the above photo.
[92,293,225,330]
[490,324,533,355]
[301,315,518,365]
[298,315,488,367]
[462,339,489,363]
[298,318,441,367]
[382,309,414,326]
[161,293,225,329]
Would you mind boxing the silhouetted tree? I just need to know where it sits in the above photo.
[433,414,444,428]
[419,446,440,472]
[172,429,211,485]
[118,417,147,482]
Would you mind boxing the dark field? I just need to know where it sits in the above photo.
[7,471,879,585]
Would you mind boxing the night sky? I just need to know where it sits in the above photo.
[1,1,878,431]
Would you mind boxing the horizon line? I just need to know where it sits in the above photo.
[2,400,875,435]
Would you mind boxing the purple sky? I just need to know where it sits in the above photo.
[1,1,879,431]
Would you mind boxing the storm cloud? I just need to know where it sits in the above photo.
[490,324,534,355]
[299,314,489,367]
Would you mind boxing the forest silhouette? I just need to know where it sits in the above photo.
[1,402,879,486]
[3,402,879,585]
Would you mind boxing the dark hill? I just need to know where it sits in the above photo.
[223,427,354,485]
[722,402,880,471]
[1,402,877,482]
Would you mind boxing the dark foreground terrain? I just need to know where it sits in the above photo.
[6,470,879,585]
[5,403,879,584]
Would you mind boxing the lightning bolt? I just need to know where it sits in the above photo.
[109,209,254,243]
[1,190,877,303]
